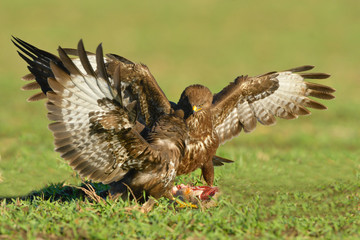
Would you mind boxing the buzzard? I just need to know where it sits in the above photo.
[13,37,335,208]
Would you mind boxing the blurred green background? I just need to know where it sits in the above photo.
[0,0,359,196]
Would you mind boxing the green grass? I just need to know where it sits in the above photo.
[1,0,360,239]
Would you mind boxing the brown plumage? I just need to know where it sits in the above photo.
[13,37,335,205]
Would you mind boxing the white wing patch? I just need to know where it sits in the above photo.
[71,55,98,76]
[215,68,334,144]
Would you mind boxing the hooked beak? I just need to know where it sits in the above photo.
[192,105,202,113]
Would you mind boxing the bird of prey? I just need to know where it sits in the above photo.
[12,37,335,208]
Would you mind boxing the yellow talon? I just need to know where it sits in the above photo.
[175,198,198,209]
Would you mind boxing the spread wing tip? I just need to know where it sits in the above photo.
[27,92,46,102]
[286,65,331,79]
[21,81,40,91]
[285,65,314,72]
[300,72,331,79]
[21,73,35,81]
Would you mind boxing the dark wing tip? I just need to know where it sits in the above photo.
[106,53,135,65]
[96,43,109,81]
[286,65,315,72]
[27,92,46,102]
[304,99,328,110]
[77,39,96,76]
[301,72,331,79]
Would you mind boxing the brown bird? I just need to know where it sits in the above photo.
[13,37,335,209]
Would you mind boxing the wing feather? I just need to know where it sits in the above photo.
[21,81,41,90]
[47,61,152,183]
[249,100,277,125]
[13,38,172,184]
[27,92,47,102]
[212,66,334,144]
[105,60,172,126]
[14,37,172,130]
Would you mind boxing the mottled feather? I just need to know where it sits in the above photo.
[212,67,333,144]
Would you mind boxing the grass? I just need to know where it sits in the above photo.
[1,0,360,238]
[1,180,359,239]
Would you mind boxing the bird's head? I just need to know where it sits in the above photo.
[177,84,213,119]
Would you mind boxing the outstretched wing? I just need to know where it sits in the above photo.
[211,66,335,144]
[61,48,172,126]
[13,38,163,184]
[13,37,172,127]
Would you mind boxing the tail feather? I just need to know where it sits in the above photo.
[212,155,234,166]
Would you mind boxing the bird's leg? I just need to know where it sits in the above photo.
[201,159,214,185]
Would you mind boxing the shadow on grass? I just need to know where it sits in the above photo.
[0,182,111,203]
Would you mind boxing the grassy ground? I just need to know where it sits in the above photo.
[0,0,359,239]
